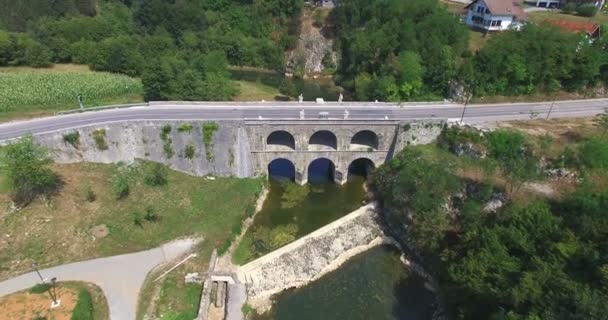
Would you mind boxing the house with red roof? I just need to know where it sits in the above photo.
[465,0,528,31]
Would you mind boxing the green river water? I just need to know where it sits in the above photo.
[253,245,434,320]
[238,175,435,319]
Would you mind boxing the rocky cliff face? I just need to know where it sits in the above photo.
[286,7,336,76]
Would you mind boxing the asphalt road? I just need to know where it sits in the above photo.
[0,99,606,140]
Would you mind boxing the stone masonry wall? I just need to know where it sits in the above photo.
[33,120,252,177]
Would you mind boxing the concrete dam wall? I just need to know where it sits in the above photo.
[29,120,445,179]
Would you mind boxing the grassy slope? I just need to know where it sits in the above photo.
[0,162,263,281]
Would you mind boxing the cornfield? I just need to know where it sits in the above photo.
[0,71,143,114]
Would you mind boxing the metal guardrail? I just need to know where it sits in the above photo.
[55,103,148,115]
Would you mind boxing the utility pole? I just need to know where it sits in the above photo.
[49,277,60,308]
[460,89,472,124]
[32,262,45,283]
[546,98,556,120]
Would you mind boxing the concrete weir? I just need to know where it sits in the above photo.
[236,203,394,310]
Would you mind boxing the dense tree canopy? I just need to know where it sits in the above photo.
[0,0,304,101]
[372,127,608,319]
[332,0,469,101]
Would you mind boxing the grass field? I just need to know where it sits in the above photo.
[233,80,287,101]
[0,281,108,320]
[0,161,263,281]
[528,10,608,25]
[0,64,143,122]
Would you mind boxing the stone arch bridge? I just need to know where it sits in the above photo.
[245,121,400,184]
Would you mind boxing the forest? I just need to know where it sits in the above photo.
[332,0,608,101]
[2,0,608,101]
[0,0,303,101]
[372,118,608,319]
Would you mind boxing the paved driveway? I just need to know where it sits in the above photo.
[0,238,198,320]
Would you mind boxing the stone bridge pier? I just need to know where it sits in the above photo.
[245,121,399,185]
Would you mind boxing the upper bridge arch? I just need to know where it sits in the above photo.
[308,130,338,151]
[350,130,379,151]
[266,130,296,151]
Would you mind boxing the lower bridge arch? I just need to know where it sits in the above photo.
[348,158,376,180]
[268,158,296,182]
[307,158,336,183]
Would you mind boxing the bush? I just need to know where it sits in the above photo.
[110,169,130,200]
[177,123,193,133]
[91,129,108,150]
[25,42,52,68]
[279,78,297,98]
[2,136,58,206]
[160,125,174,158]
[80,183,96,202]
[29,283,51,294]
[71,289,94,320]
[202,122,219,161]
[562,2,577,13]
[144,206,160,222]
[144,163,168,186]
[184,144,195,159]
[63,132,80,148]
[576,4,598,17]
[132,211,143,227]
[578,138,608,169]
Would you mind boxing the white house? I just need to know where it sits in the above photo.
[465,0,527,31]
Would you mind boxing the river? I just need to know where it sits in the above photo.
[252,245,435,320]
[237,167,434,319]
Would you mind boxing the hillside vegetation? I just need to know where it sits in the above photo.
[0,0,303,102]
[332,0,608,101]
[372,115,608,319]
[0,154,262,280]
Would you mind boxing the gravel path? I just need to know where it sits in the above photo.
[0,238,198,320]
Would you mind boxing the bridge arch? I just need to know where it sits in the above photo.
[266,131,296,151]
[308,130,337,151]
[268,158,296,182]
[350,130,379,151]
[348,158,375,180]
[308,158,336,183]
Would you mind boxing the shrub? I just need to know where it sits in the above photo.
[562,2,577,13]
[177,123,193,133]
[578,138,608,169]
[144,163,168,186]
[91,129,108,150]
[110,169,130,200]
[202,122,219,161]
[144,206,160,222]
[29,283,51,294]
[576,3,598,17]
[80,184,96,202]
[160,125,174,158]
[2,136,58,206]
[184,144,195,159]
[313,9,324,28]
[279,78,297,97]
[132,212,143,227]
[160,124,172,141]
[63,132,80,148]
[71,289,94,320]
